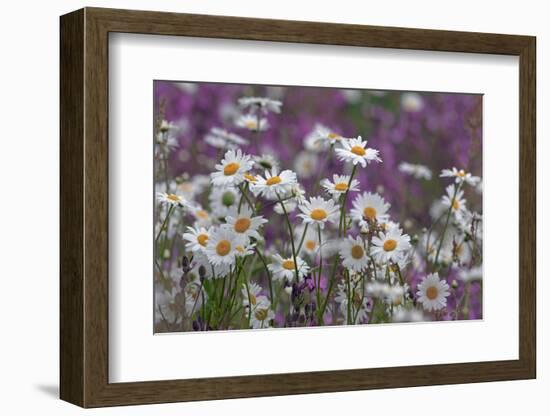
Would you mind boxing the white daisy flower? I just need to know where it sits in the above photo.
[209,187,239,217]
[298,196,339,229]
[310,124,347,147]
[304,124,331,152]
[334,283,371,324]
[225,205,267,241]
[273,198,297,215]
[289,183,307,205]
[211,149,254,187]
[400,92,424,112]
[268,253,310,282]
[440,167,480,186]
[238,96,282,114]
[371,227,411,264]
[321,174,360,197]
[398,162,433,180]
[190,205,213,227]
[253,153,280,171]
[350,192,390,226]
[251,168,297,200]
[191,251,231,279]
[205,127,249,150]
[339,235,369,273]
[335,136,382,168]
[157,192,188,207]
[247,296,275,329]
[416,273,450,312]
[235,113,269,132]
[241,282,263,309]
[295,225,323,257]
[441,184,468,222]
[182,226,210,253]
[204,226,245,267]
[294,151,318,179]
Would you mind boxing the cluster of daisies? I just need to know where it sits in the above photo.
[154,96,483,332]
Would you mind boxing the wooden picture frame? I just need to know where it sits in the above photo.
[60,7,536,408]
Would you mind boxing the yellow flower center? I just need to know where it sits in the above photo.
[244,173,257,183]
[363,206,377,220]
[305,240,316,251]
[167,194,180,202]
[234,217,251,233]
[197,234,209,247]
[236,245,245,254]
[426,286,438,300]
[254,308,268,321]
[351,245,364,259]
[216,240,231,256]
[245,120,257,130]
[334,182,348,191]
[282,260,296,270]
[457,170,466,177]
[249,294,257,305]
[383,239,397,252]
[452,199,460,210]
[328,132,341,140]
[266,176,282,186]
[223,162,240,176]
[350,145,366,156]
[196,210,209,219]
[310,209,327,221]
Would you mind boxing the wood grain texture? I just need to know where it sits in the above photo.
[59,7,537,408]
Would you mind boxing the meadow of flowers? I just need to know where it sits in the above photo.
[154,81,483,333]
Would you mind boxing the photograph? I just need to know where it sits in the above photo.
[153,81,483,333]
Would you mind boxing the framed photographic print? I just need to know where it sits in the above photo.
[60,7,536,408]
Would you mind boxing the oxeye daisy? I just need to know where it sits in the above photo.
[238,96,282,114]
[205,127,249,150]
[441,184,468,221]
[209,187,239,217]
[204,226,245,267]
[189,205,213,227]
[440,167,480,186]
[247,296,275,329]
[312,124,347,147]
[268,253,310,282]
[304,124,331,152]
[253,153,280,171]
[211,149,254,187]
[241,282,263,309]
[155,132,179,151]
[182,226,210,253]
[334,283,372,324]
[416,273,450,312]
[295,225,323,257]
[191,251,231,279]
[339,235,369,272]
[251,168,297,200]
[321,174,360,197]
[273,198,297,215]
[294,151,318,179]
[335,136,382,168]
[398,162,433,180]
[157,192,188,207]
[350,192,390,226]
[235,113,269,132]
[225,205,267,241]
[298,196,339,229]
[371,227,411,264]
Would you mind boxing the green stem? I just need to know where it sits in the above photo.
[277,192,300,283]
[434,183,461,266]
[338,164,358,237]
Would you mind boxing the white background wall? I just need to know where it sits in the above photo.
[0,0,546,414]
